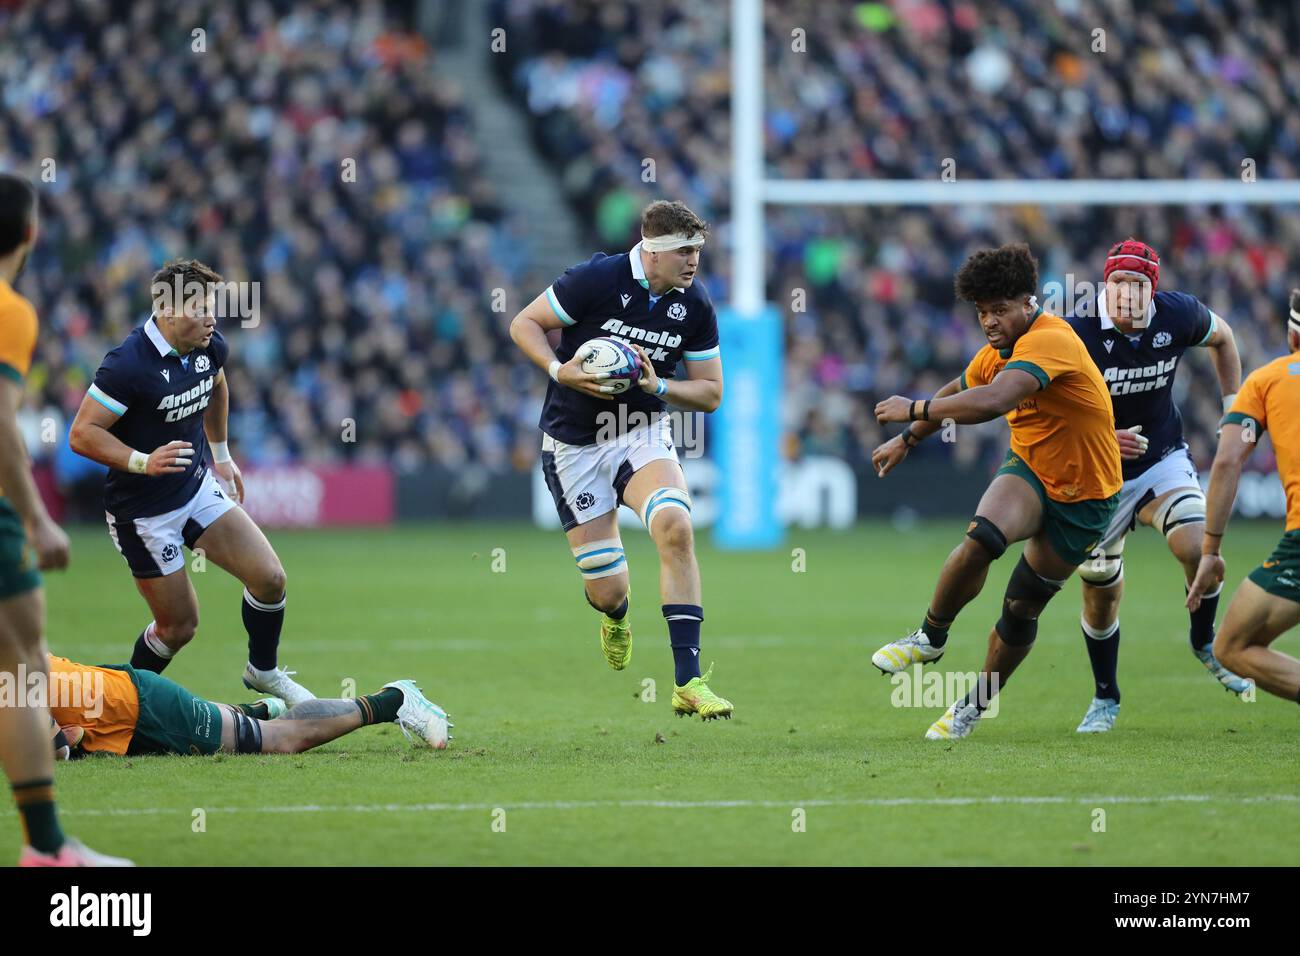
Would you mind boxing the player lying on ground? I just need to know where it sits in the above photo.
[1068,239,1248,734]
[509,200,732,719]
[68,259,311,706]
[871,243,1123,740]
[1186,288,1300,704]
[0,173,131,868]
[45,653,451,757]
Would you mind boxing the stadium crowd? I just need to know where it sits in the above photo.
[1,0,1297,497]
[496,0,1300,473]
[2,0,543,500]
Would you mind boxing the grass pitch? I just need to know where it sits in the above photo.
[3,519,1296,866]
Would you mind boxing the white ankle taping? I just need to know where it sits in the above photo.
[143,622,176,659]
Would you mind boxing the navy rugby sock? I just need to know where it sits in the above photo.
[1187,584,1220,651]
[586,592,628,621]
[243,588,286,671]
[1082,619,1121,702]
[664,604,703,685]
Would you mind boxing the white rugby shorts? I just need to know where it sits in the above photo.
[1099,446,1200,549]
[540,416,680,530]
[105,468,238,578]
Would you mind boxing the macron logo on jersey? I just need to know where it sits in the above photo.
[1103,356,1178,395]
[157,375,215,422]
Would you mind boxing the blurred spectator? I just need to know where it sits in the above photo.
[1,0,544,478]
[4,0,1299,487]
[497,0,1300,473]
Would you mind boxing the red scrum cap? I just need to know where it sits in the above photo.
[1104,238,1160,289]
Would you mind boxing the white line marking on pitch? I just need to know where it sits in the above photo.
[29,793,1300,818]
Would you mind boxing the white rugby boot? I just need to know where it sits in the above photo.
[872,628,945,674]
[243,663,315,707]
[384,679,453,750]
[925,699,983,741]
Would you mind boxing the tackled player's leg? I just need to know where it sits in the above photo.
[215,680,452,754]
[622,458,731,719]
[873,472,1043,674]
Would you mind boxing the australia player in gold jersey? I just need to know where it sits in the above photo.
[0,173,131,865]
[1187,289,1300,704]
[871,243,1123,739]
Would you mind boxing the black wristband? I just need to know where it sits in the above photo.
[902,429,919,448]
[921,399,932,422]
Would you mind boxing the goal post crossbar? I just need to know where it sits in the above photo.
[761,179,1300,207]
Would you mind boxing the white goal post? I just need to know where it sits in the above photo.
[729,0,1300,313]
[716,0,1299,544]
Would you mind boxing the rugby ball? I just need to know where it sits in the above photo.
[578,337,642,394]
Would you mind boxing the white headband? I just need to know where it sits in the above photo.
[1289,306,1300,332]
[641,232,705,253]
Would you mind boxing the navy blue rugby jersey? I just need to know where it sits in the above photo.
[1068,290,1216,481]
[539,242,720,445]
[87,317,229,519]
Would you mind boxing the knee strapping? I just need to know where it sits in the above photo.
[233,710,263,754]
[1005,555,1065,605]
[640,487,692,535]
[572,538,627,580]
[1153,488,1206,538]
[996,556,1065,647]
[966,515,1008,559]
[1078,534,1125,587]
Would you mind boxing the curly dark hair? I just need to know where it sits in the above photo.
[954,243,1039,304]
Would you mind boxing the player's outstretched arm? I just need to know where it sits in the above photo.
[204,369,243,502]
[508,291,615,400]
[0,377,68,569]
[1187,422,1255,610]
[875,369,1038,427]
[870,376,962,477]
[68,393,192,476]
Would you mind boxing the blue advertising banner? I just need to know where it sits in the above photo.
[712,305,782,549]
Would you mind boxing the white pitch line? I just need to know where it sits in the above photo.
[16,793,1300,818]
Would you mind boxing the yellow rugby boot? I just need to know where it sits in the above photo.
[600,610,632,670]
[671,664,734,720]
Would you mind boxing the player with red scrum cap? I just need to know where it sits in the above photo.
[1066,239,1250,732]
